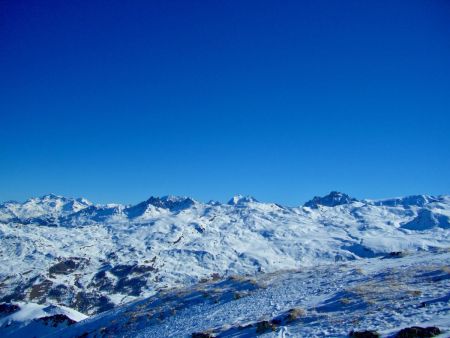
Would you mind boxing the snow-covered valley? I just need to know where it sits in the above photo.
[0,192,449,337]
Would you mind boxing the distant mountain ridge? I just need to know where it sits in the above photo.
[0,191,449,315]
[1,191,448,223]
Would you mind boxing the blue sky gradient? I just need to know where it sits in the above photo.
[1,0,449,205]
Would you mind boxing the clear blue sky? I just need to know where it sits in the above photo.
[1,0,449,205]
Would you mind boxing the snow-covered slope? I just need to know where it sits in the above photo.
[0,192,449,317]
[48,249,450,337]
[0,302,86,338]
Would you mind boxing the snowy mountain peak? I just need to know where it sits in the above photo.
[39,193,62,200]
[27,193,91,206]
[26,193,67,204]
[147,195,196,210]
[160,195,195,203]
[0,194,93,223]
[304,191,357,208]
[372,194,440,207]
[75,197,92,205]
[228,195,258,205]
[124,195,196,218]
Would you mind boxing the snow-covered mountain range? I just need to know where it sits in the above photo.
[0,192,449,319]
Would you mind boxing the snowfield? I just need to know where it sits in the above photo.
[47,249,450,338]
[0,192,449,337]
[0,302,86,337]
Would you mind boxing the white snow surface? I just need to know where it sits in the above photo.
[1,193,450,314]
[49,250,450,337]
[0,302,87,338]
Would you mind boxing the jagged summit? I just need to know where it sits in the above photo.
[304,191,357,208]
[124,195,196,218]
[145,195,196,210]
[227,195,258,205]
